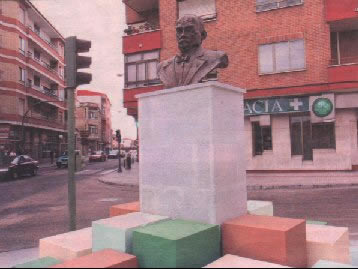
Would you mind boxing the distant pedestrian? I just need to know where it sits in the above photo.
[126,152,131,170]
[50,151,54,164]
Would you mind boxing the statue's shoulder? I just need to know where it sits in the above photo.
[202,49,228,68]
[202,49,227,58]
[158,56,176,70]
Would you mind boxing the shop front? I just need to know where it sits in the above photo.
[0,123,66,166]
[245,92,358,171]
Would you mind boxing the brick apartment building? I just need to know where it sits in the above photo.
[0,0,67,165]
[76,90,113,154]
[121,0,358,171]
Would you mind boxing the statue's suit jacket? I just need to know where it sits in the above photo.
[157,48,228,89]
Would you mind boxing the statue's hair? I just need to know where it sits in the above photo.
[177,15,208,41]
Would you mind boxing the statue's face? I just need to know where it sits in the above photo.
[176,18,202,53]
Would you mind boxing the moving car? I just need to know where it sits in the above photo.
[56,151,81,168]
[7,155,39,180]
[89,151,107,162]
[108,150,119,159]
[56,154,68,168]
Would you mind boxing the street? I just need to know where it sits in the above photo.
[0,159,139,252]
[1,160,358,253]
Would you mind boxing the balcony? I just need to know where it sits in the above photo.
[326,0,358,23]
[27,25,58,51]
[328,63,358,84]
[123,30,161,54]
[27,51,63,83]
[123,0,158,13]
[123,0,160,37]
[26,81,60,101]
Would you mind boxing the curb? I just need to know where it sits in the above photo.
[247,183,358,190]
[98,177,358,190]
[97,178,138,189]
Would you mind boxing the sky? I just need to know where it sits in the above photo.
[30,0,137,140]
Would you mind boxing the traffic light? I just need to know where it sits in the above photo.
[116,130,122,143]
[65,36,92,88]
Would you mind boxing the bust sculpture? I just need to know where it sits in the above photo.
[157,15,229,89]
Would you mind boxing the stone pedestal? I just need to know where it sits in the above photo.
[137,82,247,225]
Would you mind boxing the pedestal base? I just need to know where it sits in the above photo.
[137,82,247,225]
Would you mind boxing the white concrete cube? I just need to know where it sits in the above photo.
[247,200,274,216]
[306,224,351,267]
[39,227,92,261]
[137,82,247,225]
[204,254,291,268]
[92,212,170,253]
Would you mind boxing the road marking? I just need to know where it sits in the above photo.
[98,198,119,202]
[99,169,117,175]
[76,169,101,175]
[0,213,29,227]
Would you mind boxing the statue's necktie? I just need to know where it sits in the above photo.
[176,55,190,64]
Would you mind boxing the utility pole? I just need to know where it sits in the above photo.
[65,36,92,231]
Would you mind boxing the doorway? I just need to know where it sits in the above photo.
[290,116,313,161]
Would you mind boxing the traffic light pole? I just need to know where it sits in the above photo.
[118,151,122,173]
[65,36,92,232]
[67,87,77,231]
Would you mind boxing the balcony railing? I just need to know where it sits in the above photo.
[26,82,59,100]
[27,25,58,52]
[124,21,159,35]
[27,51,63,80]
[330,56,358,66]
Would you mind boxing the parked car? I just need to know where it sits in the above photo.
[108,150,119,159]
[7,155,39,180]
[56,151,80,168]
[89,151,107,162]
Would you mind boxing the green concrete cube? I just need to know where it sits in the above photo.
[307,220,328,225]
[14,257,62,268]
[132,219,221,268]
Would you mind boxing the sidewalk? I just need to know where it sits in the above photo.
[98,163,139,188]
[98,165,358,190]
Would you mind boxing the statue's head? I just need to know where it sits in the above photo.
[176,15,207,54]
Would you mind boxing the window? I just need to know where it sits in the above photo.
[256,0,303,12]
[34,24,40,35]
[19,67,26,83]
[58,111,63,123]
[34,75,40,87]
[331,31,358,65]
[89,110,97,119]
[34,49,41,61]
[290,116,335,160]
[178,0,216,20]
[312,123,336,149]
[125,50,160,88]
[19,98,25,116]
[89,125,98,135]
[252,122,273,156]
[19,37,25,54]
[259,40,305,74]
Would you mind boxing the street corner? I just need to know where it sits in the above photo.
[97,168,139,188]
